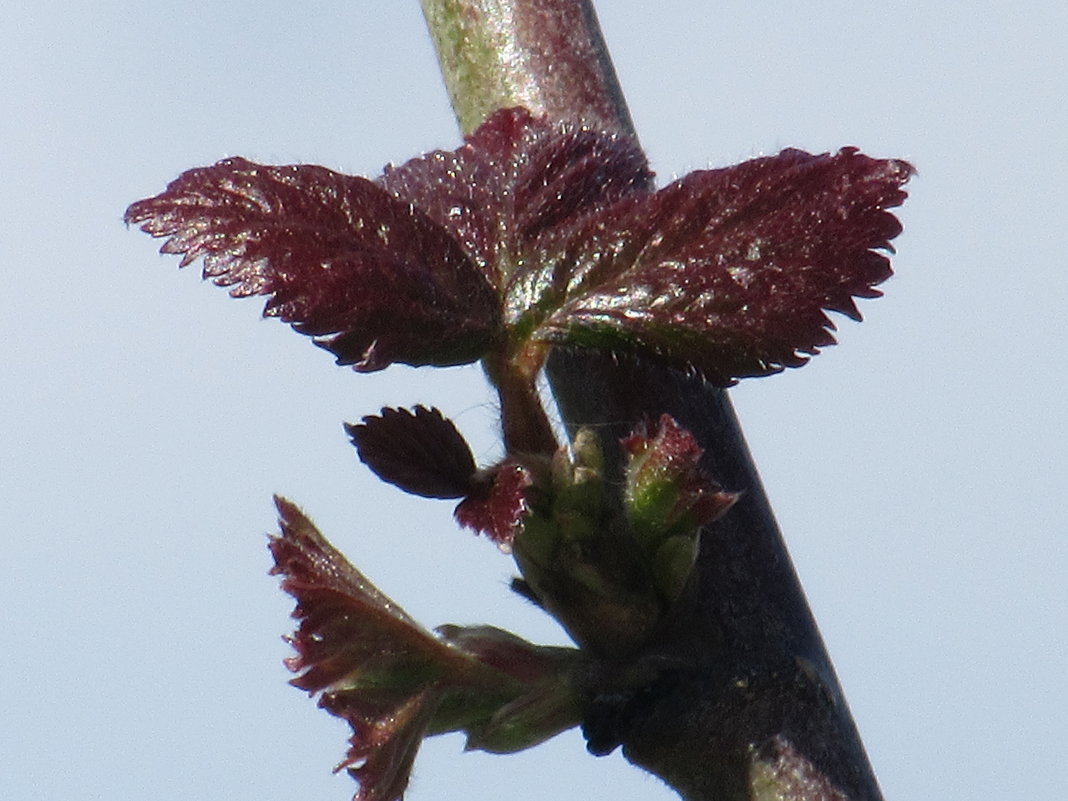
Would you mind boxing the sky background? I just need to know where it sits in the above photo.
[3,1,1066,799]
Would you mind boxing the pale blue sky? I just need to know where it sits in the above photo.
[3,2,1066,799]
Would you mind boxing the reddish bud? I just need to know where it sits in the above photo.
[623,414,738,543]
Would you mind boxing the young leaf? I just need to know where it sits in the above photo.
[528,147,913,384]
[378,106,653,285]
[269,496,469,692]
[346,406,477,500]
[269,497,587,800]
[435,625,586,754]
[622,414,739,544]
[125,157,498,371]
[453,460,534,546]
[128,110,909,387]
[269,497,455,800]
[622,415,739,602]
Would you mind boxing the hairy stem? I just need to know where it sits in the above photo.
[483,346,558,456]
[420,2,885,800]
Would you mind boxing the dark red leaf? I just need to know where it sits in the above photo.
[345,406,477,499]
[128,111,910,387]
[125,157,498,371]
[530,148,913,385]
[379,107,652,287]
[454,460,533,546]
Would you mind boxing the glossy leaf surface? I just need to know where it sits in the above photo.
[129,110,910,386]
[532,148,913,384]
[379,106,652,286]
[126,158,497,371]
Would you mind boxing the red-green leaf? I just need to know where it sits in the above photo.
[269,496,470,694]
[125,157,497,371]
[530,147,913,385]
[622,414,739,541]
[345,406,477,500]
[435,625,586,753]
[269,497,586,798]
[268,497,472,801]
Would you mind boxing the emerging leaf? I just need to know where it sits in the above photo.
[268,497,477,801]
[509,432,664,658]
[435,625,586,754]
[509,419,736,654]
[530,147,913,384]
[269,497,586,800]
[623,414,738,545]
[623,415,739,602]
[346,406,476,500]
[125,157,498,371]
[454,460,534,546]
